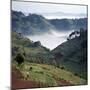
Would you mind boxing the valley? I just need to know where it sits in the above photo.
[11,10,87,89]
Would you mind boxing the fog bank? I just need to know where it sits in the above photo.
[27,30,73,50]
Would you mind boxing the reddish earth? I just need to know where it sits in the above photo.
[57,79,73,86]
[11,67,43,90]
[12,67,73,90]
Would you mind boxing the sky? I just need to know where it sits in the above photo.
[12,1,87,19]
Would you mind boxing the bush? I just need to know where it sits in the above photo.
[29,67,33,71]
[15,53,24,65]
[74,73,78,76]
[60,66,65,69]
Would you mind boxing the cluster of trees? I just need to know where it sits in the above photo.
[67,28,85,40]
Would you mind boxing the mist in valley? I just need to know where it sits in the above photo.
[27,30,73,50]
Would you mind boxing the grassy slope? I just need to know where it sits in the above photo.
[52,31,87,79]
[13,62,86,87]
[12,31,50,59]
[12,31,87,87]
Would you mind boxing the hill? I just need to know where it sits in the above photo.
[12,11,87,88]
[49,18,87,31]
[12,29,87,79]
[12,11,55,35]
[12,11,87,35]
[12,62,86,89]
[52,30,87,79]
[12,31,51,64]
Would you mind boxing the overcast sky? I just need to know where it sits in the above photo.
[12,1,87,19]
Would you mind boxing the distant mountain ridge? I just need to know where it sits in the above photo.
[12,11,55,35]
[49,18,87,31]
[40,11,86,16]
[23,11,86,19]
[12,10,87,35]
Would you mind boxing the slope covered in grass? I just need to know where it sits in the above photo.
[12,62,86,87]
[12,29,87,89]
[52,30,87,79]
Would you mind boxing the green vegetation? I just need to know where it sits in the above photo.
[52,30,87,79]
[12,29,87,87]
[12,11,87,87]
[13,62,86,87]
[15,53,24,65]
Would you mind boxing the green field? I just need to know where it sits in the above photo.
[13,62,86,87]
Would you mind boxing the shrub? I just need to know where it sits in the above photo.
[29,67,33,71]
[60,66,65,69]
[74,73,78,76]
[15,53,24,65]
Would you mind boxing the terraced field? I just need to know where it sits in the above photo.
[12,62,86,89]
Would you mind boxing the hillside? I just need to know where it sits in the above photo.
[12,10,87,89]
[12,62,86,89]
[49,18,87,31]
[52,30,87,79]
[12,11,55,35]
[12,31,51,64]
[12,11,87,35]
[12,29,87,79]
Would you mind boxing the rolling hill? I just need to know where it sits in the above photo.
[52,30,87,79]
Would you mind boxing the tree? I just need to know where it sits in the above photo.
[67,37,70,41]
[60,66,65,69]
[15,53,24,65]
[29,67,33,71]
[34,41,41,47]
[74,73,78,76]
[68,30,80,40]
